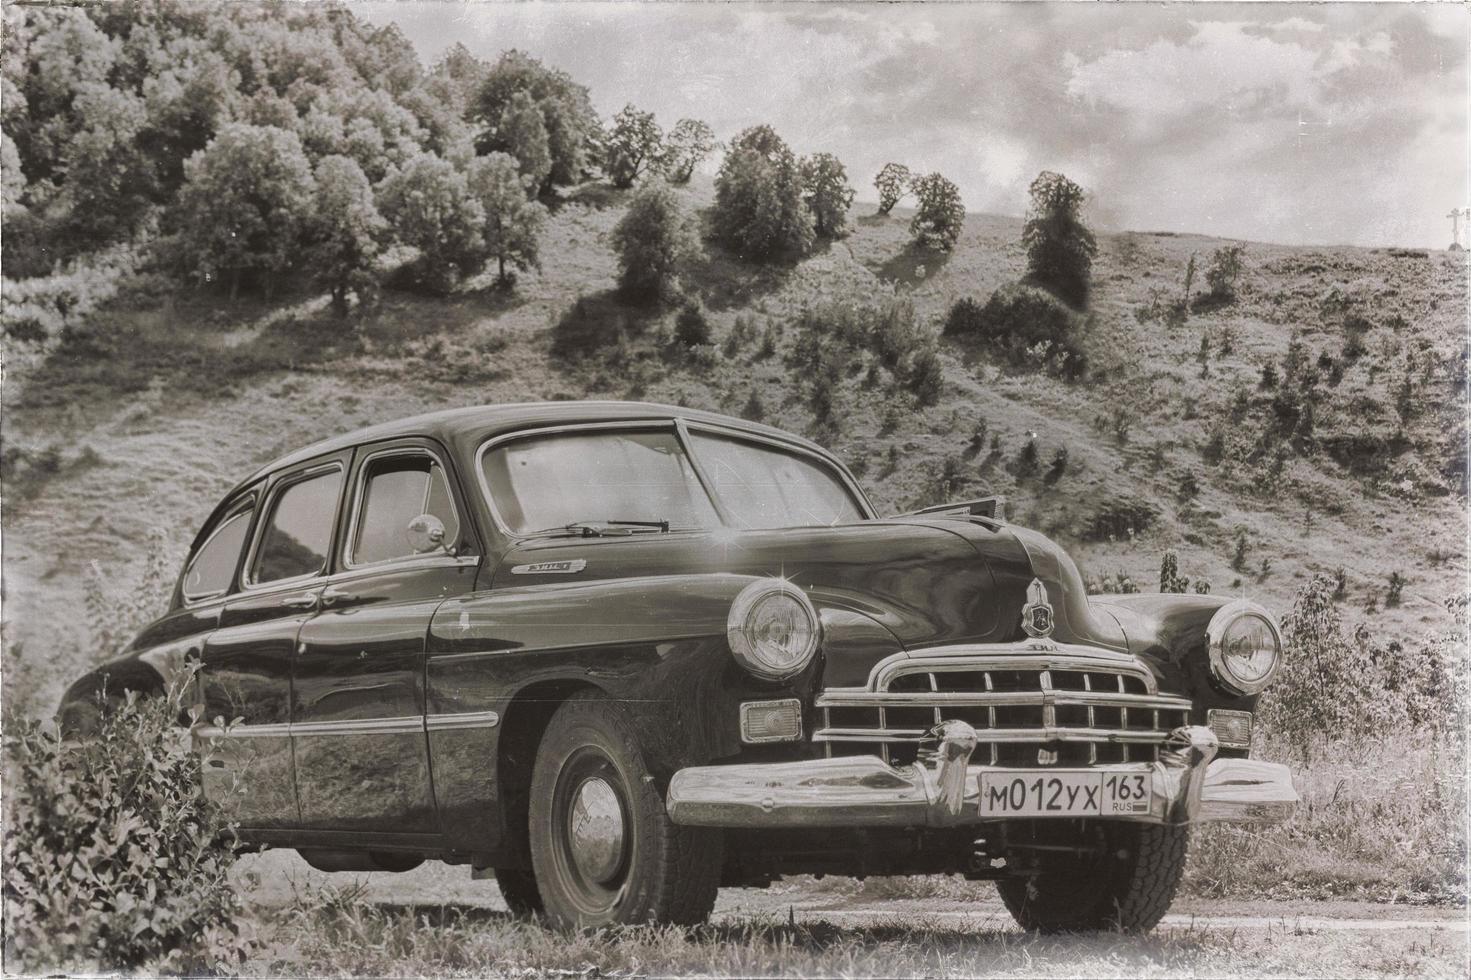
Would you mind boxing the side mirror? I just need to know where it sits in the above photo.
[406,514,450,555]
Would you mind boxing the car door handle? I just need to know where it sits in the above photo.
[280,593,319,611]
[320,588,359,607]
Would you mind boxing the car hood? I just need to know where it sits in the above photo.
[492,517,1128,687]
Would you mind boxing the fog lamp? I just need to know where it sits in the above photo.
[740,699,803,743]
[1207,708,1253,749]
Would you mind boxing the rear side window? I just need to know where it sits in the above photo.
[252,468,343,585]
[182,505,253,601]
[350,454,461,566]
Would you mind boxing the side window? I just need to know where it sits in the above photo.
[349,454,461,566]
[182,504,253,601]
[251,468,343,585]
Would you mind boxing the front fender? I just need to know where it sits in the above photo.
[1090,593,1262,721]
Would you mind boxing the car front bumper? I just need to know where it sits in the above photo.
[666,723,1296,829]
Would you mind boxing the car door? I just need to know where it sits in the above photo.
[292,439,480,834]
[200,453,349,831]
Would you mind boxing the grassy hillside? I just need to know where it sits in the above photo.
[2,177,1465,715]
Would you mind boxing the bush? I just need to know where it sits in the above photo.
[943,284,1085,378]
[1022,170,1096,309]
[1080,493,1158,542]
[908,172,965,251]
[674,301,711,348]
[712,125,814,261]
[1260,576,1469,741]
[1159,550,1191,593]
[611,180,702,302]
[1202,243,1246,303]
[2,680,252,974]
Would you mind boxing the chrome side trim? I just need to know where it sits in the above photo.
[425,710,501,731]
[195,710,501,740]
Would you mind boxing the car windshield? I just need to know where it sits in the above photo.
[480,427,865,534]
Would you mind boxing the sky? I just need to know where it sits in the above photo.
[360,1,1468,249]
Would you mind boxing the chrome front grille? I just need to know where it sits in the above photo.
[815,648,1193,768]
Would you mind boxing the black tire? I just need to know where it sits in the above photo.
[528,693,722,929]
[996,822,1190,933]
[493,867,544,917]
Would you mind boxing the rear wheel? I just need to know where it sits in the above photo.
[996,822,1190,933]
[528,694,722,929]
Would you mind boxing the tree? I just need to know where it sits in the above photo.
[173,123,316,299]
[604,103,663,189]
[495,90,552,193]
[1023,170,1097,309]
[466,152,548,288]
[307,155,387,315]
[909,172,965,251]
[712,125,813,261]
[377,152,486,293]
[800,152,855,239]
[57,82,156,248]
[612,180,703,302]
[1204,243,1247,302]
[873,162,910,215]
[471,50,600,193]
[660,118,717,184]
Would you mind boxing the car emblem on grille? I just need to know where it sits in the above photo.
[1021,578,1055,639]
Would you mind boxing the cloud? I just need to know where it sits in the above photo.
[365,1,1466,248]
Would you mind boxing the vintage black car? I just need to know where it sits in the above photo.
[62,401,1296,931]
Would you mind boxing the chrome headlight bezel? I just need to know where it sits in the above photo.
[726,579,821,682]
[1206,600,1283,695]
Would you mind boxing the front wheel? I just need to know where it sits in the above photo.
[996,822,1190,933]
[528,694,722,929]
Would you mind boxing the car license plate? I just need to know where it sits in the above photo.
[979,771,1154,817]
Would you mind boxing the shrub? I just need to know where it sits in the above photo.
[611,179,702,302]
[799,152,855,239]
[712,125,814,261]
[1022,170,1096,309]
[674,300,711,348]
[1260,576,1469,741]
[2,681,252,974]
[1086,571,1141,595]
[1203,243,1246,302]
[1159,550,1189,593]
[1044,447,1069,485]
[1080,494,1158,542]
[1015,439,1040,479]
[1231,528,1249,571]
[1386,571,1407,607]
[908,172,965,251]
[942,284,1084,377]
[740,390,766,422]
[873,162,911,215]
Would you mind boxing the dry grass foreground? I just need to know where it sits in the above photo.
[237,859,1469,978]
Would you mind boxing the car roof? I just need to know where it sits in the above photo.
[231,400,842,493]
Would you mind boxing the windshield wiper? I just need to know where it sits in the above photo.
[527,519,671,538]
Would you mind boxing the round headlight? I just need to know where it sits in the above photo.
[727,579,821,681]
[1206,601,1283,695]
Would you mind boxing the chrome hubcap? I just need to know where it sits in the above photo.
[567,776,625,884]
